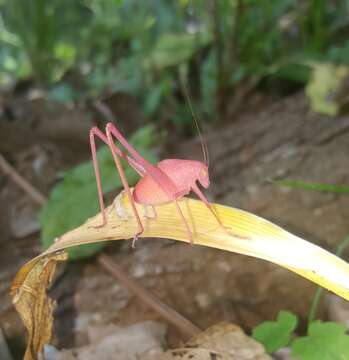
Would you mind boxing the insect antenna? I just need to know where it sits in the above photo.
[181,80,209,167]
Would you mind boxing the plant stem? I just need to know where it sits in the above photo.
[308,235,349,326]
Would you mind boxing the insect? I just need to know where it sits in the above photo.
[89,122,229,246]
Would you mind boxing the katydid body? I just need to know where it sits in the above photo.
[90,122,226,245]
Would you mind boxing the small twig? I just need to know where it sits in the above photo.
[98,253,201,338]
[0,154,47,205]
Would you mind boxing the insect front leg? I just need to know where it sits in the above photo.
[90,125,146,235]
[89,127,109,227]
[191,183,231,232]
[191,183,249,239]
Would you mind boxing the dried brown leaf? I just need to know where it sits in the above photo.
[11,251,67,360]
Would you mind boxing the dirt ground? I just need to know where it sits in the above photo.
[1,90,349,358]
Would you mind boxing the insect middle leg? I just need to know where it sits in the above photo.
[143,205,157,220]
[173,199,194,245]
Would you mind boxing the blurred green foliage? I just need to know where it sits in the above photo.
[253,311,349,358]
[274,179,349,194]
[39,125,158,260]
[1,0,349,123]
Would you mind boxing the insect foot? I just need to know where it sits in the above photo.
[92,221,107,229]
[131,235,138,248]
[87,214,107,230]
[131,229,144,248]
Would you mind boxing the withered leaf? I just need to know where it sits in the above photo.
[11,251,67,360]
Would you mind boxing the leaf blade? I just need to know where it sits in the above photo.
[291,321,349,359]
[274,179,349,194]
[252,311,298,353]
[41,192,349,301]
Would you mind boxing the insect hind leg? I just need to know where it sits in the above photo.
[105,123,144,246]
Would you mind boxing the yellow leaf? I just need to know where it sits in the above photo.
[305,62,349,116]
[11,190,349,358]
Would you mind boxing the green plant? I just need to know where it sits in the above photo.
[1,0,349,126]
[253,311,349,358]
[292,321,349,359]
[252,311,297,353]
[1,0,81,83]
[273,179,349,194]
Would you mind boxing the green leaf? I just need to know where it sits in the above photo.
[39,125,158,260]
[273,63,310,84]
[252,311,298,353]
[47,83,76,103]
[146,32,211,70]
[274,180,349,194]
[143,78,171,116]
[291,321,349,360]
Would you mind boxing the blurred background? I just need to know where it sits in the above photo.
[1,0,349,358]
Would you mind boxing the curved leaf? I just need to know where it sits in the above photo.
[12,191,349,359]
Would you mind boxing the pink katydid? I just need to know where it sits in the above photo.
[89,122,229,246]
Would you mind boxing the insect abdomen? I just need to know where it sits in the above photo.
[133,160,196,205]
[133,176,173,205]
